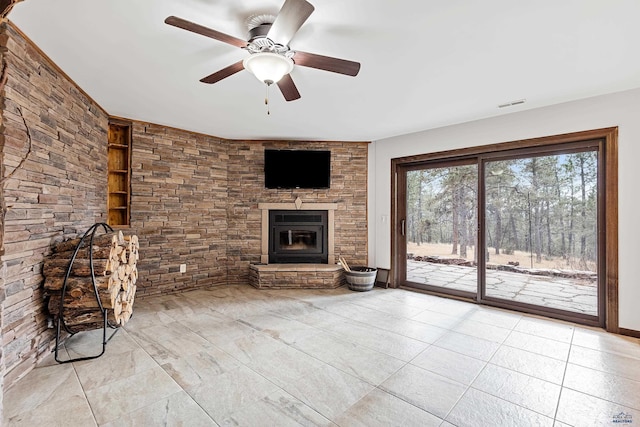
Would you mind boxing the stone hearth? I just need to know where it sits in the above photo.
[249,263,345,289]
[250,198,343,288]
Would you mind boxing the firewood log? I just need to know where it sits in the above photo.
[44,275,111,292]
[43,258,110,277]
[48,246,112,260]
[48,289,116,311]
[45,230,139,330]
[114,284,136,325]
[53,309,119,332]
[52,234,115,253]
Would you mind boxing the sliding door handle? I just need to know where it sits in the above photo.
[401,219,406,236]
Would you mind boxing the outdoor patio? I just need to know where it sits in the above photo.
[407,260,598,316]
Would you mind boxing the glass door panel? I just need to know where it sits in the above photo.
[405,164,478,296]
[483,153,599,316]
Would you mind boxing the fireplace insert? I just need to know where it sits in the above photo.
[269,210,328,263]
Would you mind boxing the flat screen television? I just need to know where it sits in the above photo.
[264,149,331,189]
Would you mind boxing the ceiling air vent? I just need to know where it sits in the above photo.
[498,99,526,108]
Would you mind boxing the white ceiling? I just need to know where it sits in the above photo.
[9,0,640,142]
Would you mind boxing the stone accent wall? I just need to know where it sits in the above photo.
[226,141,369,285]
[0,28,5,423]
[0,23,108,389]
[0,22,369,396]
[127,134,368,291]
[128,122,228,297]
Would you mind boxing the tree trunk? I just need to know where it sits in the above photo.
[460,190,468,259]
[416,172,424,245]
[535,201,543,263]
[579,155,587,260]
[509,213,519,250]
[554,168,567,258]
[451,187,459,255]
[568,185,575,257]
[494,209,502,255]
[545,200,553,256]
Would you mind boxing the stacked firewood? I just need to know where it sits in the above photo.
[44,231,139,331]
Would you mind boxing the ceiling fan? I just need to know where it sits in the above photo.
[165,0,360,102]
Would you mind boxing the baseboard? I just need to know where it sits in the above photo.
[620,328,640,339]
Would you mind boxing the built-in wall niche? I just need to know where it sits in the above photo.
[107,119,132,226]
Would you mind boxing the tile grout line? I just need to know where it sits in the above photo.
[552,326,576,424]
[440,337,502,424]
[66,345,100,427]
[172,294,365,425]
[259,290,451,423]
[442,327,568,423]
[123,324,220,426]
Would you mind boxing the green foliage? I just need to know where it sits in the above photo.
[406,151,599,264]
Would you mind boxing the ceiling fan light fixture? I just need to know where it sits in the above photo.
[243,52,294,85]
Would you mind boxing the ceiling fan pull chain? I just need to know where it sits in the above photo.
[265,83,271,115]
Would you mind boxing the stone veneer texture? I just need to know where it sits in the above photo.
[0,21,369,393]
[128,122,229,297]
[0,23,109,388]
[249,265,346,289]
[226,140,369,285]
[126,130,368,293]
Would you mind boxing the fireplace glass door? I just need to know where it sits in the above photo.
[269,210,328,263]
[278,229,319,251]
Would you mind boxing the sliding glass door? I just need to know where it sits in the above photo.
[481,151,601,317]
[400,160,478,298]
[394,135,608,327]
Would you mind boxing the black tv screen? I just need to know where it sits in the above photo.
[264,149,331,189]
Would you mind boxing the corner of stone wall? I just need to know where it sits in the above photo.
[0,20,109,393]
[1,20,10,424]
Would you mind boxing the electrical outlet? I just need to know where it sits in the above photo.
[179,264,187,273]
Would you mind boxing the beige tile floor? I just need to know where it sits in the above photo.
[4,285,640,426]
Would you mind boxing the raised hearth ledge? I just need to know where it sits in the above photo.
[258,199,338,264]
[250,263,342,272]
[249,263,345,289]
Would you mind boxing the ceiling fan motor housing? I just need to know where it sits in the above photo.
[249,23,272,41]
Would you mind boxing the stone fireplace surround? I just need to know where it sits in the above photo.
[249,198,345,289]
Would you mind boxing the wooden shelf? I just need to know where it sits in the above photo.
[108,121,132,227]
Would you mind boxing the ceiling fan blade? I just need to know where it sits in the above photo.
[267,0,315,45]
[293,51,360,76]
[165,16,247,48]
[277,74,301,101]
[200,61,245,84]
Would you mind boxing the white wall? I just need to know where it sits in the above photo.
[368,88,640,331]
